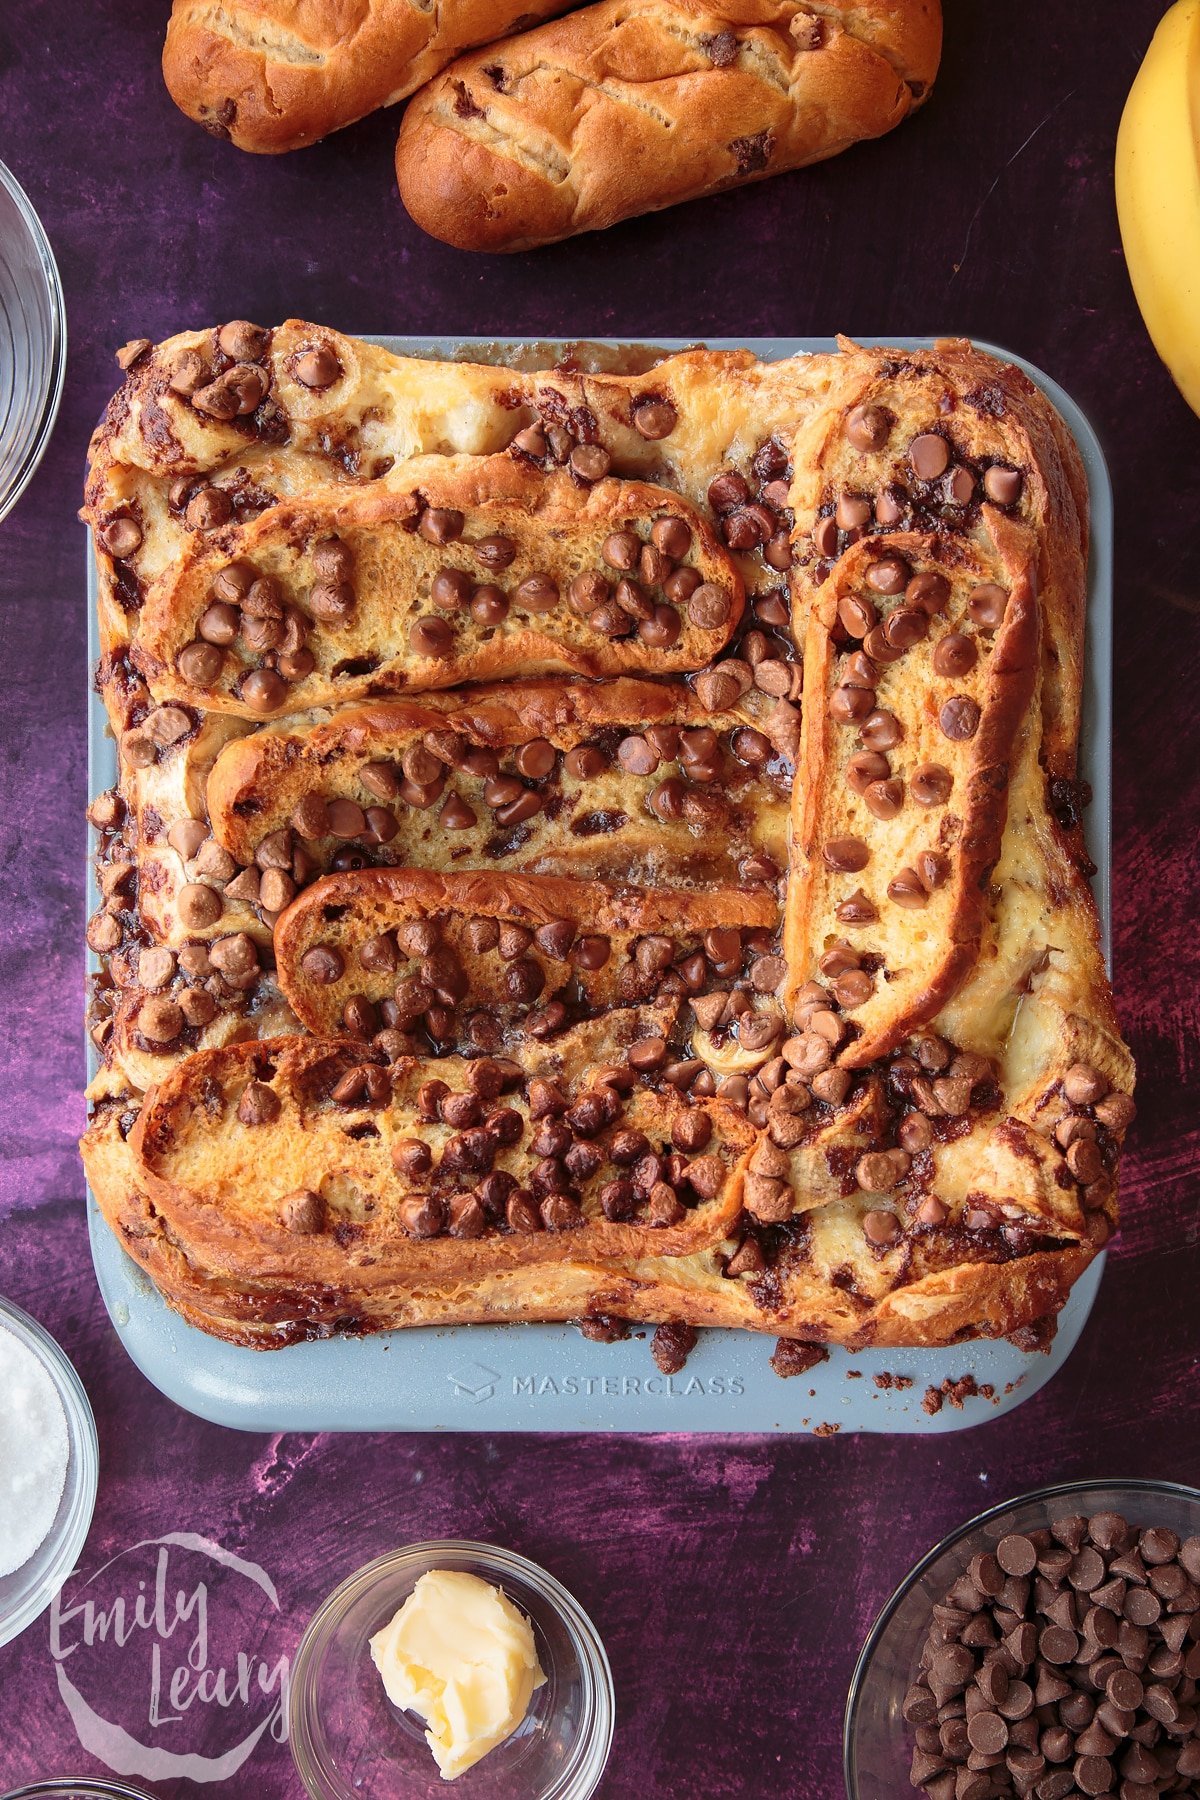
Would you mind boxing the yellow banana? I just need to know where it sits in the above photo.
[1115,0,1200,417]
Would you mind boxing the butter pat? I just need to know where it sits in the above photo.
[370,1568,547,1780]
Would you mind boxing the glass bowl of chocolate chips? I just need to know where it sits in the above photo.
[844,1480,1200,1800]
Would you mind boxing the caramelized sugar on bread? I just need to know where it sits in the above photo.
[82,328,1134,1361]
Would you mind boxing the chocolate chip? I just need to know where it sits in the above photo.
[932,633,978,678]
[687,584,732,630]
[812,516,838,557]
[968,584,1008,629]
[708,471,749,513]
[569,443,610,482]
[939,697,981,741]
[185,486,232,531]
[297,945,341,986]
[652,515,692,559]
[864,778,904,821]
[573,934,610,971]
[409,615,455,658]
[836,494,871,532]
[997,1535,1037,1577]
[399,1194,446,1239]
[509,739,554,783]
[294,345,341,388]
[828,684,874,726]
[198,600,240,646]
[912,763,953,806]
[883,606,928,650]
[983,465,1023,505]
[636,605,679,648]
[615,733,658,776]
[887,868,928,909]
[909,433,950,480]
[1063,1063,1109,1105]
[177,640,225,687]
[865,556,909,595]
[944,465,976,506]
[100,515,142,559]
[177,882,223,929]
[908,571,951,616]
[860,710,902,750]
[241,668,289,712]
[116,336,153,371]
[845,404,891,452]
[540,1193,584,1231]
[838,594,877,638]
[237,1081,280,1126]
[631,395,677,439]
[823,836,869,872]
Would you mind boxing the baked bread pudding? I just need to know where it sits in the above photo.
[81,325,1134,1363]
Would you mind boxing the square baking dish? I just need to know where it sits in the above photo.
[84,336,1113,1434]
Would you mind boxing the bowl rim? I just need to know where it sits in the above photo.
[1,1783,160,1799]
[0,1296,100,1649]
[842,1476,1200,1797]
[0,156,67,524]
[289,1538,615,1800]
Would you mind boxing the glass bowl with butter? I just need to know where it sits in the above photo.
[290,1540,614,1799]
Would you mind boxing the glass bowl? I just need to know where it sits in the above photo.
[290,1540,614,1800]
[0,1298,100,1649]
[2,1785,160,1799]
[844,1478,1200,1797]
[0,159,66,522]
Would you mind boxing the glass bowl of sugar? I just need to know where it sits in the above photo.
[0,1298,99,1648]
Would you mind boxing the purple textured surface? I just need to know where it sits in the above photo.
[1,3,1198,1795]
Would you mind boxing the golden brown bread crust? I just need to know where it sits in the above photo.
[84,1093,1097,1351]
[162,0,574,152]
[83,326,1135,1365]
[130,1031,758,1278]
[394,0,942,251]
[274,866,780,1038]
[205,679,792,890]
[786,520,1041,1065]
[130,458,744,718]
[788,335,1089,781]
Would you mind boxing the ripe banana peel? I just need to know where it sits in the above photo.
[1115,0,1200,417]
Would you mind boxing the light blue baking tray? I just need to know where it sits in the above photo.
[85,337,1112,1433]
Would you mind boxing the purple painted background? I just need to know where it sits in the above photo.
[1,3,1198,1794]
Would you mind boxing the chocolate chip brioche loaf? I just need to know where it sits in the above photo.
[394,0,942,251]
[162,0,574,152]
[83,325,1134,1365]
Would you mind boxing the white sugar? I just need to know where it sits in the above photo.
[0,1323,70,1580]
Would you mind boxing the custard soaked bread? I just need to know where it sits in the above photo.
[83,327,1134,1359]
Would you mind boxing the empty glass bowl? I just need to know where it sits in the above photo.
[0,1297,99,1649]
[290,1540,614,1800]
[0,159,66,521]
[843,1478,1200,1798]
[1,1785,160,1799]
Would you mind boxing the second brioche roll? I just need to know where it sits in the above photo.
[395,0,942,251]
